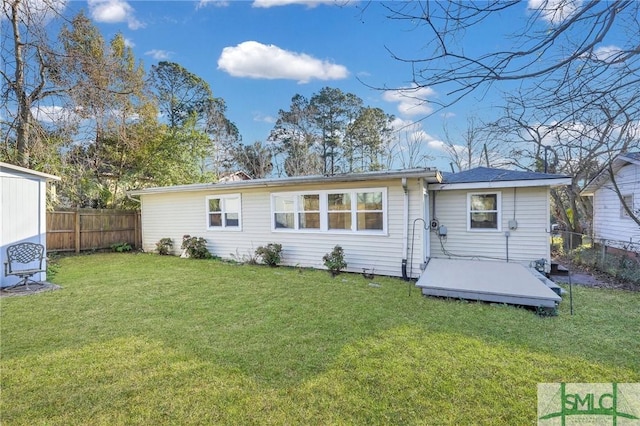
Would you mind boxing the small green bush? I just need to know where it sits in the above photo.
[255,243,283,267]
[156,238,173,255]
[323,245,347,276]
[111,242,132,253]
[181,235,211,259]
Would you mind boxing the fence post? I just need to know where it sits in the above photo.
[75,209,81,253]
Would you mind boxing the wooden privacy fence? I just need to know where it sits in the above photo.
[47,209,141,253]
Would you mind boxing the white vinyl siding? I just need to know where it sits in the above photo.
[206,194,241,230]
[592,163,640,249]
[430,186,550,263]
[138,179,426,278]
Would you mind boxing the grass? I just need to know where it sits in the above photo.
[1,253,639,424]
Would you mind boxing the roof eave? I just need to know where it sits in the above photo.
[0,162,61,181]
[580,155,638,194]
[429,177,572,191]
[128,169,440,196]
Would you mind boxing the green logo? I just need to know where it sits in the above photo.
[538,383,640,425]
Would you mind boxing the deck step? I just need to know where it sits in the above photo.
[550,262,569,276]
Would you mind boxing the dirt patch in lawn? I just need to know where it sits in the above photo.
[0,282,61,298]
[551,257,639,292]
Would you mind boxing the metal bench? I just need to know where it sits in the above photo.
[4,242,46,290]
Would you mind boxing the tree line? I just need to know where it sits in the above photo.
[4,1,639,233]
[2,5,412,209]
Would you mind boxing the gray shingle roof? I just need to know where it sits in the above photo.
[441,167,569,184]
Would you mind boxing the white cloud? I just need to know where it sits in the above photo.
[196,0,229,9]
[145,49,173,60]
[252,0,336,8]
[441,112,456,119]
[390,117,443,146]
[31,105,79,124]
[528,0,581,25]
[383,85,436,117]
[590,45,623,63]
[218,41,348,83]
[88,0,144,30]
[253,112,276,124]
[123,37,135,48]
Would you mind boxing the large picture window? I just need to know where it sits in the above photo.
[271,188,386,233]
[468,192,501,231]
[206,195,241,230]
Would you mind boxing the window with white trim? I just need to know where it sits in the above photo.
[356,191,384,231]
[328,192,352,230]
[206,194,241,230]
[271,188,386,233]
[467,192,501,231]
[299,194,320,229]
[621,194,634,219]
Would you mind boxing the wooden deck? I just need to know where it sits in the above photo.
[416,258,562,308]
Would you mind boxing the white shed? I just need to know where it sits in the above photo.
[1,162,60,288]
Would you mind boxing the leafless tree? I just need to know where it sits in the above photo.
[1,0,67,166]
[441,116,509,171]
[378,0,640,229]
[385,127,434,170]
[380,1,640,111]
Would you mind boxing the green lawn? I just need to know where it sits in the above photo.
[1,253,638,425]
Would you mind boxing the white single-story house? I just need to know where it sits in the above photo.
[129,166,570,308]
[1,162,60,288]
[581,152,640,253]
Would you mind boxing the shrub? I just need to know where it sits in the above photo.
[156,238,173,255]
[323,245,347,276]
[111,242,132,252]
[255,243,283,267]
[181,235,211,259]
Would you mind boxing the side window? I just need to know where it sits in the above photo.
[621,194,634,219]
[207,195,241,230]
[468,192,501,231]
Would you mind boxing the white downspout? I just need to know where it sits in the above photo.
[402,178,409,280]
[424,188,430,263]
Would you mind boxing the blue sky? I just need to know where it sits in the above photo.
[39,0,627,170]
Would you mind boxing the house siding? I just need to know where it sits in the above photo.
[592,163,640,249]
[139,178,426,278]
[429,186,551,264]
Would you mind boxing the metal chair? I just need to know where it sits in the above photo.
[4,242,46,290]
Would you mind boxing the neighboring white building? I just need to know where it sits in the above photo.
[129,167,570,279]
[1,162,60,287]
[581,152,640,253]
